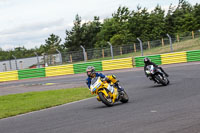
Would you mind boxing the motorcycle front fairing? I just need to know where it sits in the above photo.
[146,65,164,76]
[101,78,119,103]
[104,83,118,103]
[146,65,156,76]
[90,76,119,103]
[90,77,108,97]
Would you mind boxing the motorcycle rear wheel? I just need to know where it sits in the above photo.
[98,92,114,107]
[120,91,129,103]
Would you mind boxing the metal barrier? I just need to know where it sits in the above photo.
[134,50,200,67]
[45,65,74,77]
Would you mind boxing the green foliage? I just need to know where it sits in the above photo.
[148,5,166,40]
[110,34,124,45]
[63,14,82,51]
[128,7,150,41]
[63,15,101,51]
[43,34,62,54]
[95,18,116,47]
[193,4,200,30]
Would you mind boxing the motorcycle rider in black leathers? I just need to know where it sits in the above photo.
[144,57,169,81]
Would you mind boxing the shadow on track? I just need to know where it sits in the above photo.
[146,82,173,88]
[89,101,131,110]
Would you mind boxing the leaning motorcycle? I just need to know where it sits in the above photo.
[146,65,169,86]
[90,76,129,107]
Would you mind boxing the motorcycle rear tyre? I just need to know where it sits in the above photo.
[120,91,129,103]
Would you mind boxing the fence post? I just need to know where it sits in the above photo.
[70,54,73,63]
[162,38,165,47]
[80,45,87,62]
[167,34,173,52]
[12,55,18,70]
[49,55,52,65]
[85,52,88,61]
[137,38,143,56]
[177,34,180,42]
[134,43,136,53]
[56,49,63,65]
[42,53,46,66]
[102,49,104,58]
[9,60,12,70]
[192,31,194,39]
[3,63,7,71]
[34,52,40,68]
[19,61,23,69]
[107,42,114,59]
[120,47,122,55]
[45,53,48,67]
[148,41,151,49]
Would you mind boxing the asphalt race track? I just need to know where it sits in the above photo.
[0,62,200,133]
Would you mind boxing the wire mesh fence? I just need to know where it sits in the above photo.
[0,30,200,72]
[61,30,200,63]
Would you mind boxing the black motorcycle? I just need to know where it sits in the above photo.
[146,65,169,86]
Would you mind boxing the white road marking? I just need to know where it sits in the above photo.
[150,110,157,113]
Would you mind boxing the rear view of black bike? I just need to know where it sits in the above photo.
[145,65,170,86]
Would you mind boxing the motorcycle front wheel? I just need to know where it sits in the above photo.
[98,92,114,107]
[154,74,169,86]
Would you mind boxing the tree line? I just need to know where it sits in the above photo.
[0,0,200,61]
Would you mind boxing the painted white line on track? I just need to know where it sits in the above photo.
[150,110,157,113]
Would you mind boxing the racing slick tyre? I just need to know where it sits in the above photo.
[154,74,168,86]
[120,91,129,103]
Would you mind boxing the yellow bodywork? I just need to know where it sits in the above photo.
[90,76,119,103]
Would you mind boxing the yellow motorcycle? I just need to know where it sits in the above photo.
[90,76,129,106]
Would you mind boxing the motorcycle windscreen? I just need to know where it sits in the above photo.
[90,77,102,92]
[147,65,155,74]
[91,77,98,85]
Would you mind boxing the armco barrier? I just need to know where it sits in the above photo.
[134,50,200,67]
[102,57,133,71]
[134,55,161,67]
[45,64,74,77]
[161,52,187,65]
[1,50,200,82]
[18,68,46,80]
[186,50,200,62]
[0,71,18,82]
[73,61,102,74]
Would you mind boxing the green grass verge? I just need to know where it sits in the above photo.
[0,87,93,119]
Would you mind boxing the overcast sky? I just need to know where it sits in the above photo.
[0,0,199,50]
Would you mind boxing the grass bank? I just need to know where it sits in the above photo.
[0,87,93,119]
